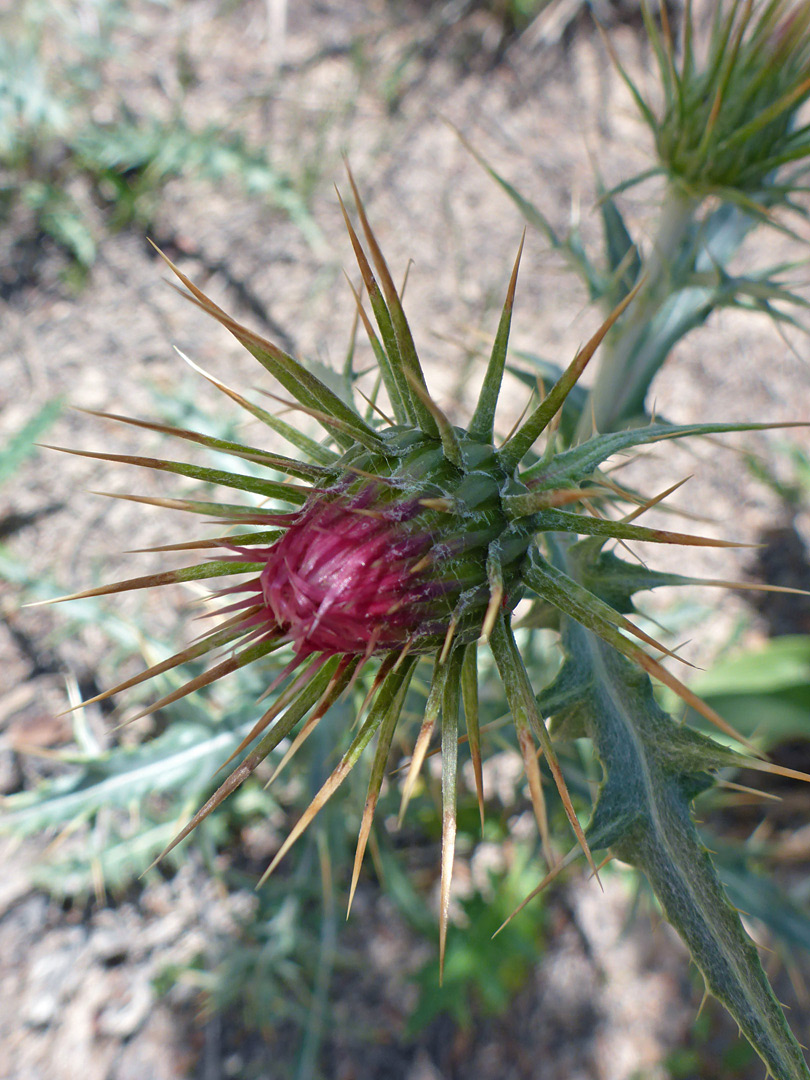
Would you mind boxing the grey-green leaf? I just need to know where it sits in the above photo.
[541,617,810,1080]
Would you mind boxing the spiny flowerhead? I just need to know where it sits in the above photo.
[257,491,441,657]
[250,439,530,659]
[51,168,782,971]
[621,0,810,203]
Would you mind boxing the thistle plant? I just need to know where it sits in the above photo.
[585,0,810,432]
[41,156,810,1078]
[475,0,810,437]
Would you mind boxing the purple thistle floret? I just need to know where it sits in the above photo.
[256,494,438,657]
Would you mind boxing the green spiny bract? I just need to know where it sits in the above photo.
[50,170,810,1078]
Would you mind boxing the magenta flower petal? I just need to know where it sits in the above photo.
[258,495,436,655]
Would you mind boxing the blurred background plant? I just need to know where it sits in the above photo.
[2,1,810,1078]
[481,0,810,432]
[482,4,810,1064]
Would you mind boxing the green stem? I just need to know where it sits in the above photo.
[580,183,698,436]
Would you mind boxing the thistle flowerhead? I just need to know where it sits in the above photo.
[50,169,808,1060]
[257,492,442,657]
[230,442,528,662]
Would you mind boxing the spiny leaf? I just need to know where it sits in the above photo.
[128,530,283,554]
[343,273,409,422]
[151,242,382,451]
[147,658,342,867]
[174,350,338,465]
[30,560,264,607]
[439,647,463,981]
[499,282,642,472]
[496,844,585,934]
[596,178,642,304]
[257,658,417,886]
[45,445,312,503]
[337,193,413,424]
[526,505,748,549]
[255,387,392,451]
[522,419,809,485]
[515,699,554,871]
[77,408,329,480]
[545,617,810,1080]
[128,636,285,723]
[506,353,589,445]
[641,0,677,114]
[525,552,757,753]
[263,657,359,788]
[343,166,440,439]
[86,490,296,523]
[348,664,403,916]
[595,22,658,139]
[618,474,692,523]
[217,654,332,771]
[525,552,689,665]
[460,643,484,832]
[489,613,596,876]
[398,659,449,825]
[572,544,810,615]
[481,546,505,643]
[402,369,463,468]
[62,617,259,711]
[468,234,525,442]
[450,122,602,298]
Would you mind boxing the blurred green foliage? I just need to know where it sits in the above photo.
[406,843,546,1032]
[0,400,62,485]
[662,999,757,1079]
[683,636,810,748]
[0,0,319,283]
